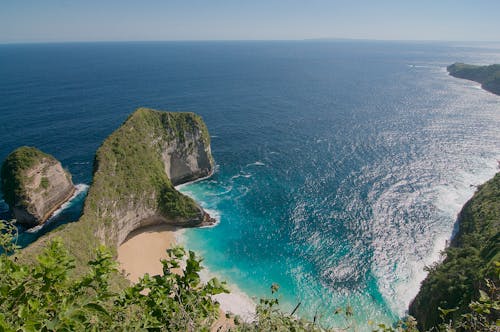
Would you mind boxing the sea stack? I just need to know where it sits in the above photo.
[84,108,215,247]
[1,146,75,227]
[17,108,216,276]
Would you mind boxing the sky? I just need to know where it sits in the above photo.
[1,0,499,43]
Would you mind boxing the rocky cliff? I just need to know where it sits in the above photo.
[83,108,215,247]
[15,108,214,282]
[1,146,75,227]
[409,172,500,330]
[447,62,500,96]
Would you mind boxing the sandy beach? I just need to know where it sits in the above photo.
[117,224,180,283]
[117,222,256,325]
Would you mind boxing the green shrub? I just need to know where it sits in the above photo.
[1,219,499,331]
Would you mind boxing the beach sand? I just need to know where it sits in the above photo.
[117,223,255,330]
[117,224,179,283]
[116,223,238,331]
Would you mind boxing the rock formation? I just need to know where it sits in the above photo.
[15,108,215,281]
[82,108,215,247]
[1,146,75,227]
[447,62,500,96]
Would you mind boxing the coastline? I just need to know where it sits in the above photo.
[116,221,257,320]
[175,182,257,321]
[174,167,216,190]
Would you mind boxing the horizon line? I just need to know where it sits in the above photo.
[2,37,500,46]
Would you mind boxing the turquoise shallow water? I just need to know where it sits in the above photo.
[1,41,500,329]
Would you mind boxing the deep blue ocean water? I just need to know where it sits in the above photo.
[1,41,500,328]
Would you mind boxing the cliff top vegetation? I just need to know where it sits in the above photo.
[447,63,500,96]
[410,172,500,330]
[1,146,56,208]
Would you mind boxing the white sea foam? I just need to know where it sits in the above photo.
[199,208,221,228]
[434,166,495,219]
[176,180,256,320]
[173,228,186,245]
[230,172,252,180]
[198,268,256,321]
[246,161,265,167]
[372,158,499,315]
[408,64,436,69]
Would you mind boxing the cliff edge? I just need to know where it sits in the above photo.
[409,172,500,330]
[447,62,500,96]
[18,108,215,276]
[84,107,215,247]
[1,146,75,227]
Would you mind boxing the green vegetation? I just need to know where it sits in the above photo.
[1,220,497,331]
[409,172,500,330]
[3,109,497,330]
[17,108,212,283]
[447,63,500,96]
[0,146,52,208]
[40,177,49,190]
[0,221,227,331]
[84,108,212,246]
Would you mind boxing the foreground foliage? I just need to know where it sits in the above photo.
[0,221,226,331]
[1,220,498,331]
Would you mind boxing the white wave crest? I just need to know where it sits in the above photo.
[246,161,265,167]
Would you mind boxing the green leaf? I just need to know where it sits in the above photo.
[478,289,490,302]
[83,303,110,318]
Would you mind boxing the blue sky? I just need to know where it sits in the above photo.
[1,0,499,43]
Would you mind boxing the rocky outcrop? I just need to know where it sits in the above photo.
[82,108,215,247]
[447,62,500,96]
[1,147,75,227]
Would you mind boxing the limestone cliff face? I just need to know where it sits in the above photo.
[1,147,75,227]
[82,108,215,247]
[162,118,214,185]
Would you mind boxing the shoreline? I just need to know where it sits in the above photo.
[175,181,257,321]
[174,167,216,190]
[116,219,256,321]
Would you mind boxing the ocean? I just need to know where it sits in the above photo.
[1,40,500,328]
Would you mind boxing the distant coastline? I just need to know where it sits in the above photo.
[447,62,500,96]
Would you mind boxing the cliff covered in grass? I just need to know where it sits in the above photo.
[409,172,500,330]
[447,62,500,96]
[85,107,215,246]
[1,146,75,227]
[19,108,215,276]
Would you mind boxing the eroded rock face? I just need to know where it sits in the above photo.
[1,147,75,227]
[162,130,213,186]
[82,108,215,247]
